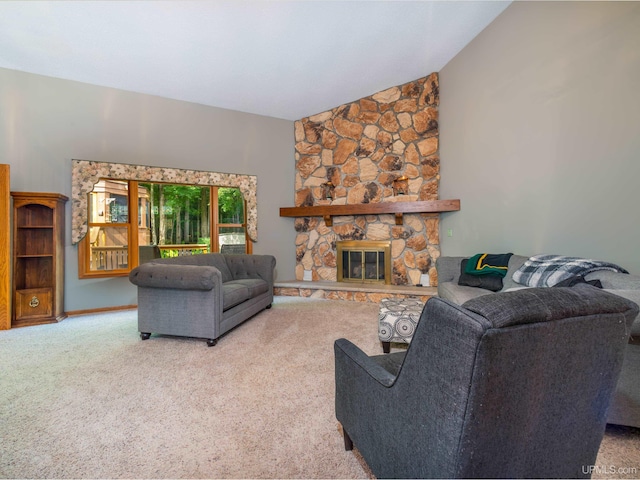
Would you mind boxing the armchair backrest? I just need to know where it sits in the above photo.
[380,284,638,478]
[455,285,636,478]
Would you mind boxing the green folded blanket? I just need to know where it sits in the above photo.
[464,253,513,277]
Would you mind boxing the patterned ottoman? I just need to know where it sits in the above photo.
[378,297,425,353]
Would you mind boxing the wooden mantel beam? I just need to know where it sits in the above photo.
[279,199,460,226]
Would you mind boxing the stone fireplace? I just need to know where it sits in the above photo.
[337,240,391,285]
[292,72,441,286]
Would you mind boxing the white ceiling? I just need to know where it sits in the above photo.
[0,1,510,121]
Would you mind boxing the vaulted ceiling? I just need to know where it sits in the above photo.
[0,1,510,120]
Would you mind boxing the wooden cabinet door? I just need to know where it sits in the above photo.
[15,288,53,323]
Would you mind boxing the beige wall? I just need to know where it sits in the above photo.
[439,1,640,274]
[0,68,295,311]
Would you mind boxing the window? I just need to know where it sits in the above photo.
[79,179,132,275]
[78,180,250,278]
[215,187,247,254]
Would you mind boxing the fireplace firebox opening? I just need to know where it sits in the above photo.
[337,240,391,285]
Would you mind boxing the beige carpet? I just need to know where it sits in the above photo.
[0,296,638,479]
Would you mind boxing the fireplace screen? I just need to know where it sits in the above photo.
[337,240,391,285]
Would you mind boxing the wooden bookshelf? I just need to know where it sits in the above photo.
[0,165,9,330]
[11,192,68,327]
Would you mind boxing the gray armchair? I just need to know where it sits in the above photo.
[335,284,638,478]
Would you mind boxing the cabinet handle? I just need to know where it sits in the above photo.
[29,296,40,308]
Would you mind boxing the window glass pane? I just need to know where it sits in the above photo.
[88,180,128,223]
[88,226,129,271]
[138,183,210,252]
[349,251,362,280]
[218,188,244,224]
[342,251,349,279]
[364,251,378,280]
[219,226,246,254]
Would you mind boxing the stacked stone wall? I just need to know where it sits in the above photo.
[293,73,441,286]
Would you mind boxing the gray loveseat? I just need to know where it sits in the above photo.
[129,253,276,346]
[436,254,640,428]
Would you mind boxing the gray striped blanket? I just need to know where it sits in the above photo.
[512,254,628,288]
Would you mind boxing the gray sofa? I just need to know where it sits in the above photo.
[436,254,640,428]
[129,253,276,346]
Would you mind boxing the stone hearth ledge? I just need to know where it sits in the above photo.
[274,280,436,303]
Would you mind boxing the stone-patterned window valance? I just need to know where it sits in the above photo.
[71,159,258,244]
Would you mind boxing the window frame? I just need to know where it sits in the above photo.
[71,160,258,245]
[78,180,250,279]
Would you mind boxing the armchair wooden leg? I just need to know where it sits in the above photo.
[343,429,353,451]
[207,339,218,347]
[382,341,391,353]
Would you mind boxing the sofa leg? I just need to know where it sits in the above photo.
[382,341,391,354]
[140,332,151,340]
[207,338,218,347]
[343,429,353,451]
[266,304,272,309]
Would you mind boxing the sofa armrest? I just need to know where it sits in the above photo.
[225,254,276,284]
[334,338,396,387]
[129,263,222,291]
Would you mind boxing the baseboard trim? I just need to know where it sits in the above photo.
[66,305,137,317]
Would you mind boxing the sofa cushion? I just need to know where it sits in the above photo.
[203,254,234,283]
[222,282,251,311]
[225,254,274,281]
[500,255,529,291]
[229,278,269,297]
[439,281,494,304]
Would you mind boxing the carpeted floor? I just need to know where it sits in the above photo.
[0,296,639,479]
